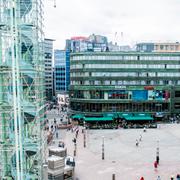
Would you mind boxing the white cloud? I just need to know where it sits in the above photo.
[44,0,180,49]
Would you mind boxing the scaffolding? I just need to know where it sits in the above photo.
[0,0,45,179]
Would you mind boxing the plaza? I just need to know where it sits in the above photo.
[59,123,180,180]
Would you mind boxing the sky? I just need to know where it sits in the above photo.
[44,0,180,49]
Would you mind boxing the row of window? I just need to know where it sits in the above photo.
[70,90,170,100]
[70,102,169,112]
[56,82,65,86]
[45,64,52,67]
[71,72,180,77]
[71,80,180,86]
[56,73,65,76]
[72,55,180,61]
[56,87,66,91]
[56,68,65,71]
[71,64,180,69]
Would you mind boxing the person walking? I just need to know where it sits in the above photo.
[139,134,142,141]
[154,160,158,170]
[56,131,58,138]
[140,177,144,180]
[143,127,146,132]
[136,139,139,147]
[176,174,180,180]
[171,175,174,180]
[157,175,161,180]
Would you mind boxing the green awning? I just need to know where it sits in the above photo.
[103,113,118,118]
[124,116,153,121]
[71,114,84,119]
[84,116,113,122]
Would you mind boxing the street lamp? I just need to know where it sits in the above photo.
[102,136,104,160]
[74,141,77,157]
[83,121,86,148]
[112,174,115,180]
[156,140,159,164]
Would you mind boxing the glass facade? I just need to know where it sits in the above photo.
[0,0,45,179]
[70,52,180,117]
[54,50,70,92]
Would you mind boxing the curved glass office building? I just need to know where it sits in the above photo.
[70,52,180,118]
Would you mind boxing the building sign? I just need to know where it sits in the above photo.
[144,86,154,90]
[115,86,126,89]
[108,90,128,99]
[148,90,170,100]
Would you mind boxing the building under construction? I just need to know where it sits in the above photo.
[0,0,45,179]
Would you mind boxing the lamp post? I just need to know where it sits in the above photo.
[102,136,104,160]
[112,174,115,180]
[156,140,159,164]
[74,142,77,156]
[83,121,86,148]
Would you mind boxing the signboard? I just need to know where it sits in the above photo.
[144,86,154,90]
[115,86,126,89]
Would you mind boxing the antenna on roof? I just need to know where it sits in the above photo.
[114,32,117,45]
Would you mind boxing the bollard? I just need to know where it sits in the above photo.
[84,132,86,148]
[74,143,77,156]
[74,149,76,156]
[112,174,115,180]
[156,140,160,164]
[102,136,104,160]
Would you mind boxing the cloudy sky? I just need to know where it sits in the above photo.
[44,0,180,49]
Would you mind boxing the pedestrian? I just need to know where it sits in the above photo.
[139,134,142,141]
[171,175,174,180]
[154,161,158,169]
[72,138,76,144]
[140,177,144,180]
[136,139,139,147]
[143,127,146,132]
[156,146,159,165]
[51,125,53,130]
[157,175,161,180]
[156,154,159,165]
[176,174,180,180]
[56,131,58,138]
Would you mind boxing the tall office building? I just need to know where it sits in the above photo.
[0,0,45,179]
[70,52,180,118]
[54,50,70,94]
[44,38,54,101]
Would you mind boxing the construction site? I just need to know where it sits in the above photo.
[0,0,46,179]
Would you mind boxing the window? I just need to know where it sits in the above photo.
[160,45,164,50]
[175,91,180,97]
[104,81,110,85]
[174,103,180,109]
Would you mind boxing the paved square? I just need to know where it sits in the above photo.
[62,124,180,180]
